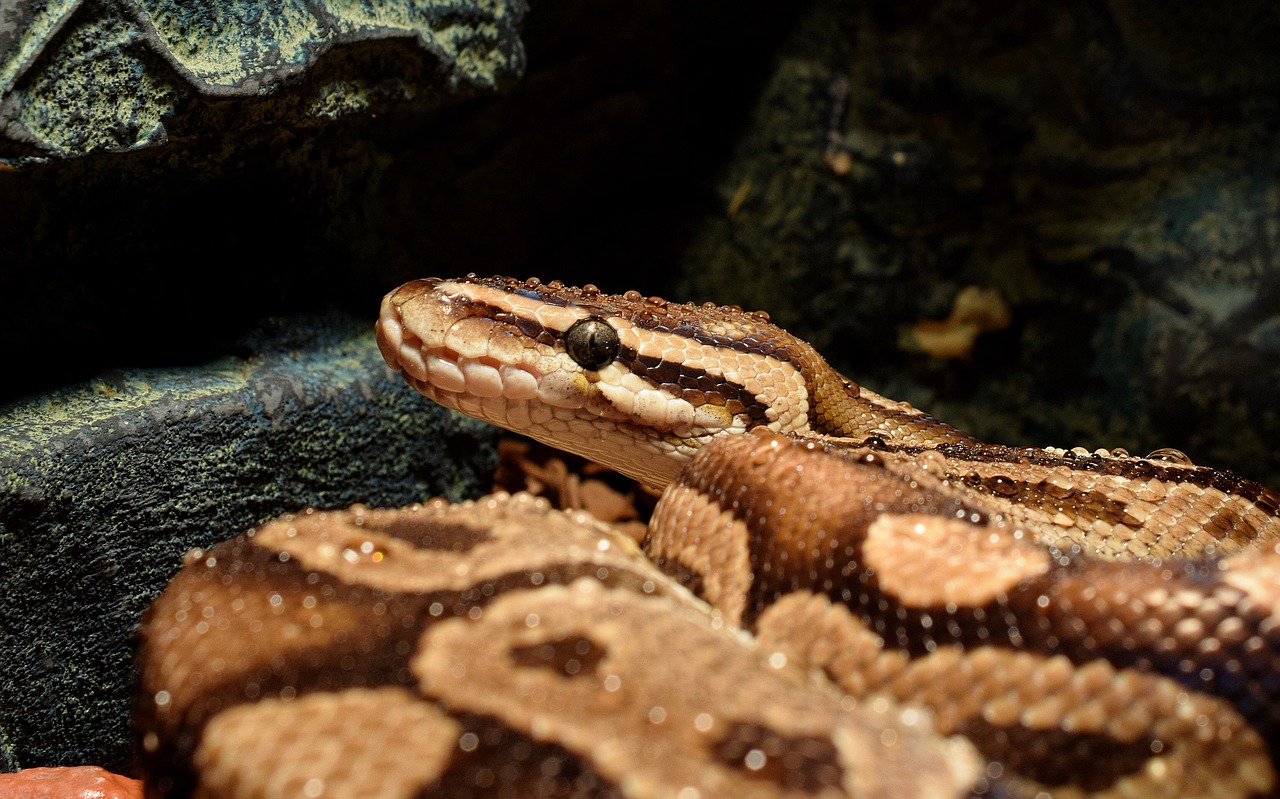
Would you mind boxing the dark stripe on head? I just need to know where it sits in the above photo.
[457,276,815,377]
[436,293,781,428]
[443,281,810,432]
[630,317,809,370]
[624,349,773,427]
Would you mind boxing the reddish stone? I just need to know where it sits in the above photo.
[0,767,142,799]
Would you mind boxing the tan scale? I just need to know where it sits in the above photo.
[375,278,1280,797]
[136,276,1280,799]
[137,496,981,799]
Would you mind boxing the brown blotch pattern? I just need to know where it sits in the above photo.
[711,722,845,794]
[138,494,981,799]
[651,431,1280,795]
[508,635,606,679]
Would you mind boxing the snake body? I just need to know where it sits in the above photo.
[135,275,1280,798]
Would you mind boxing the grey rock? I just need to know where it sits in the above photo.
[0,0,527,164]
[0,314,497,771]
[678,0,1280,488]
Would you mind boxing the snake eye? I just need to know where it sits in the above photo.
[564,317,620,370]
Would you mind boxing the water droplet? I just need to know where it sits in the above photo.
[1146,447,1193,465]
[989,475,1020,496]
[916,449,949,478]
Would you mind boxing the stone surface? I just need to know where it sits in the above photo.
[0,0,527,164]
[678,0,1280,488]
[0,315,498,772]
[0,1,789,406]
[0,766,142,799]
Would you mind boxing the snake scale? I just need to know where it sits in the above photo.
[135,275,1280,799]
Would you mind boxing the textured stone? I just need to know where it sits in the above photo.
[0,2,792,408]
[678,0,1280,488]
[0,766,142,799]
[0,314,497,772]
[0,0,527,164]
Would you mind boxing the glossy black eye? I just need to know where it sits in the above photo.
[564,317,620,370]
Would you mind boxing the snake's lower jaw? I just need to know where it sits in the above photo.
[379,336,687,489]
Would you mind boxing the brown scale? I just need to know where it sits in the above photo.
[139,498,982,799]
[136,500,695,797]
[379,276,1280,796]
[799,439,1280,559]
[934,442,1280,537]
[646,430,1280,794]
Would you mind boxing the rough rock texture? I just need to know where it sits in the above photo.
[678,0,1280,489]
[0,0,527,164]
[0,316,497,773]
[0,2,788,406]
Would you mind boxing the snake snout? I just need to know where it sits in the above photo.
[377,278,482,381]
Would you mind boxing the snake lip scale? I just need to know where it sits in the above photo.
[136,274,1280,799]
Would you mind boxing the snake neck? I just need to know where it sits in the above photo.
[802,350,978,447]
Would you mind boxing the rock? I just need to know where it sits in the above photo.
[0,315,497,772]
[677,0,1280,488]
[0,1,528,164]
[0,766,142,799]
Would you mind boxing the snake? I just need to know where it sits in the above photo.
[134,275,1280,799]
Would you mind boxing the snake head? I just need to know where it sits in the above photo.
[376,275,817,488]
